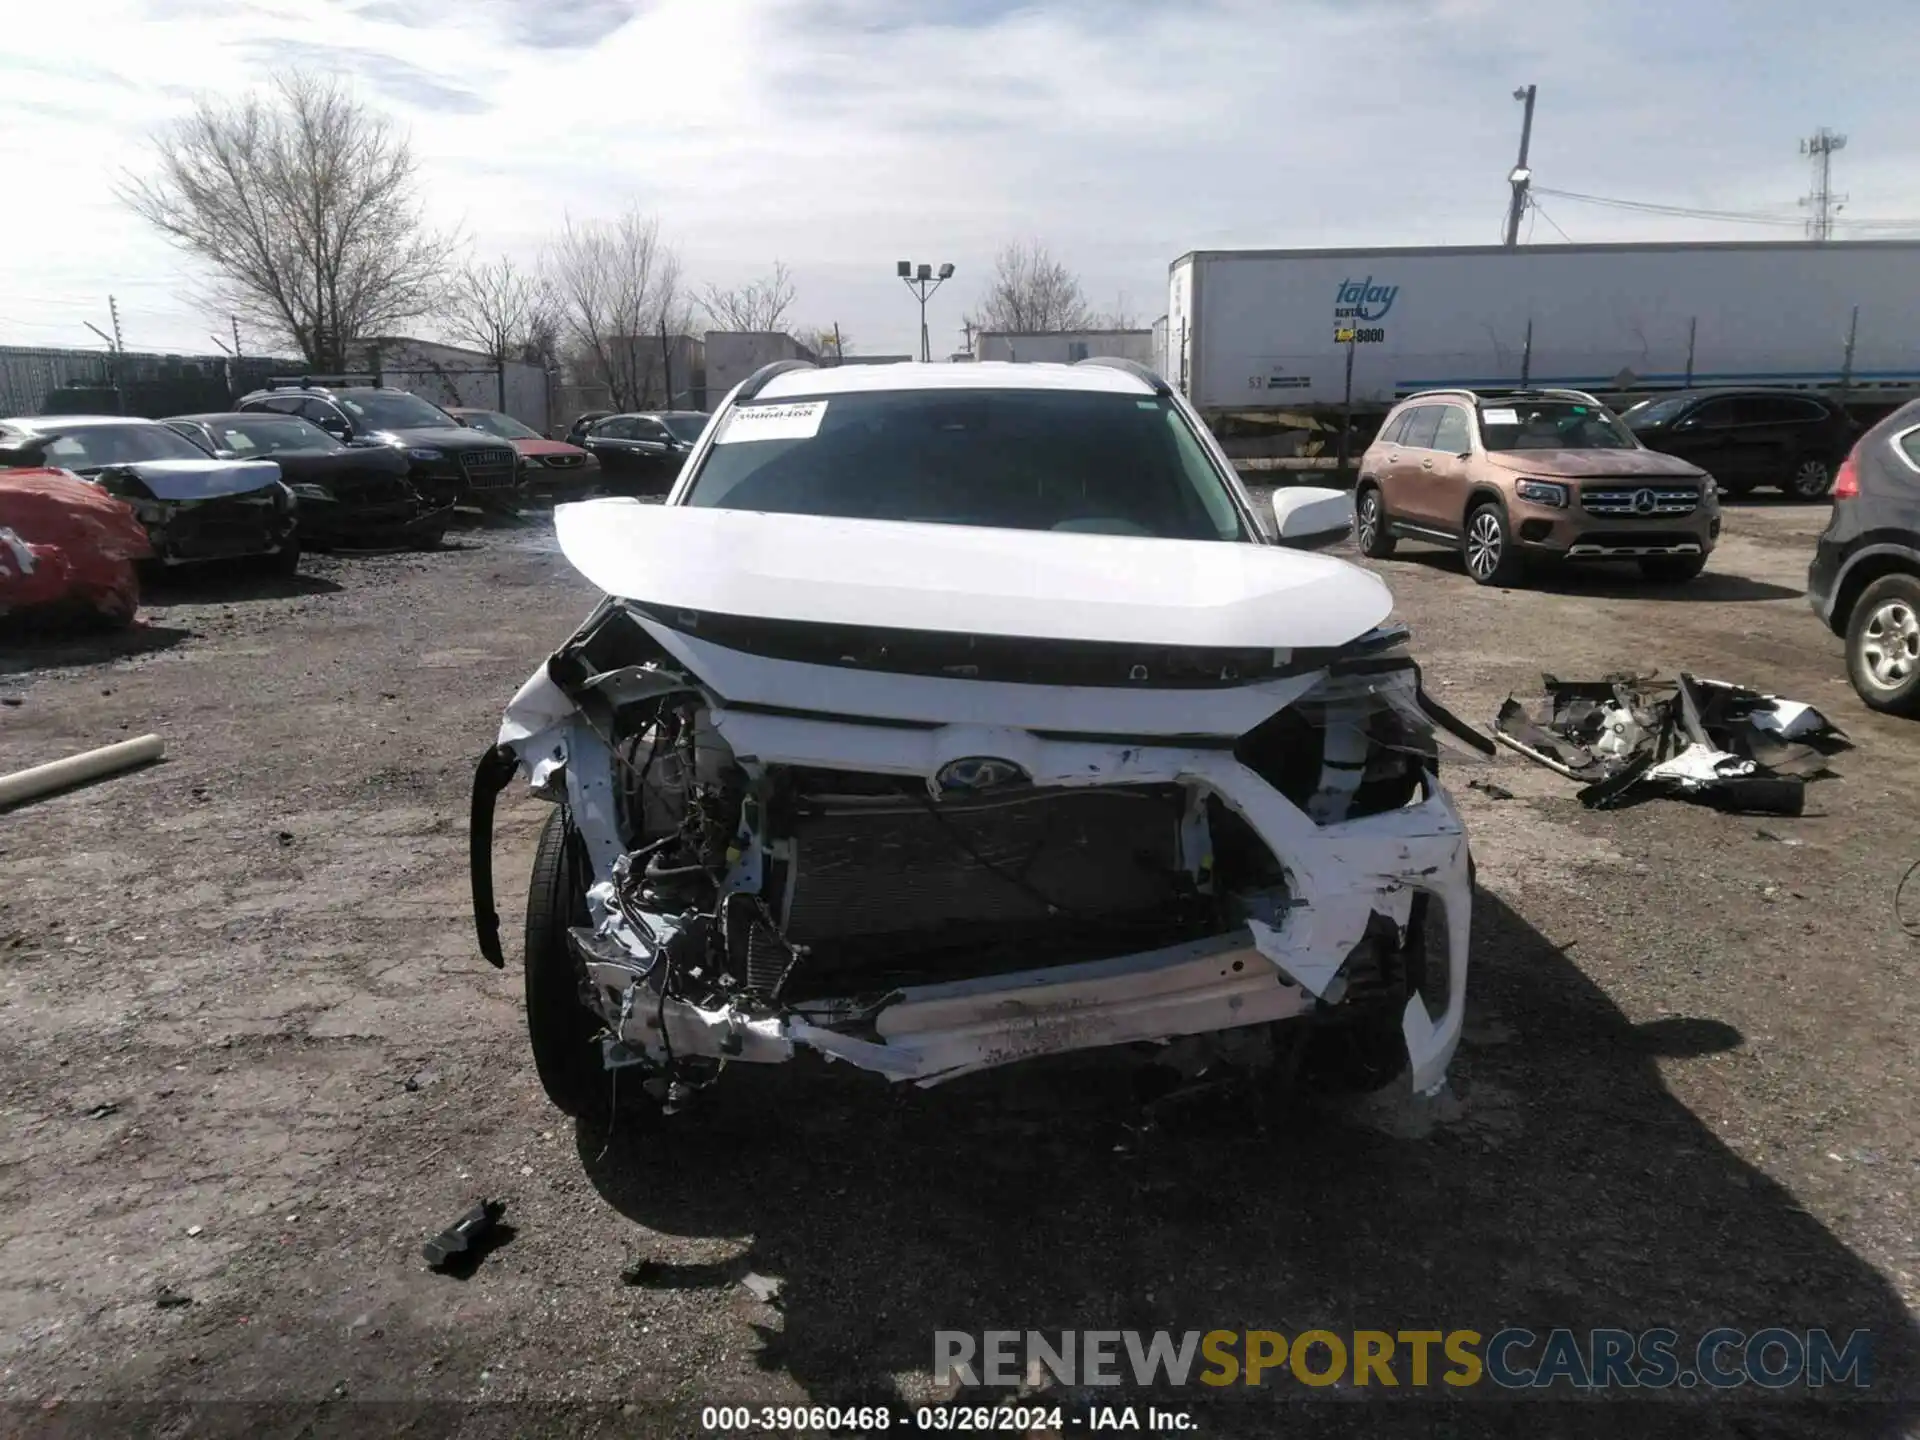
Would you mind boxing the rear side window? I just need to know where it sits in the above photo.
[1432,407,1471,454]
[1398,406,1442,450]
[1689,398,1741,428]
[1735,396,1825,425]
[1898,429,1920,471]
[1378,411,1410,446]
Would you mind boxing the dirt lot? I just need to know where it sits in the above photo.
[2,500,1917,1438]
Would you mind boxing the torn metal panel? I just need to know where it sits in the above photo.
[1493,671,1850,813]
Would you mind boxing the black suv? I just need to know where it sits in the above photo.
[1808,397,1920,715]
[1621,388,1857,500]
[236,378,520,505]
[579,411,708,493]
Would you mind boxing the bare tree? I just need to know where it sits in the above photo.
[545,209,691,410]
[963,240,1095,334]
[700,261,797,333]
[439,256,556,407]
[118,71,456,369]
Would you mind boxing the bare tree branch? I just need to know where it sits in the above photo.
[440,256,556,366]
[963,240,1095,335]
[699,261,797,333]
[544,208,690,411]
[116,71,457,369]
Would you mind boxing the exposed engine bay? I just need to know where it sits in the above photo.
[473,594,1484,1105]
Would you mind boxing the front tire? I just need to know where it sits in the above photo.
[524,808,607,1115]
[1847,573,1920,716]
[1354,484,1396,558]
[1786,456,1834,500]
[1638,553,1708,584]
[1462,503,1525,587]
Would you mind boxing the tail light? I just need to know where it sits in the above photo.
[1832,446,1860,500]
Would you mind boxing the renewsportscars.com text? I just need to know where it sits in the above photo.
[935,1327,1873,1391]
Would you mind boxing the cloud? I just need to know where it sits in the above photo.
[235,39,494,114]
[1,0,1918,359]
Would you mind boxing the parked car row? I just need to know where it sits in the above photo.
[0,379,715,577]
[1346,379,1920,717]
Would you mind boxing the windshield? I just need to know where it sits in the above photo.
[661,413,710,443]
[460,410,540,440]
[1478,400,1637,452]
[1620,396,1692,430]
[683,388,1248,541]
[208,416,344,456]
[338,391,456,430]
[41,423,222,468]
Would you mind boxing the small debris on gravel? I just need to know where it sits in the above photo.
[85,1102,119,1119]
[0,696,21,707]
[154,1284,192,1310]
[275,831,294,846]
[185,1225,203,1238]
[741,1271,783,1305]
[422,1200,505,1273]
[1468,778,1516,800]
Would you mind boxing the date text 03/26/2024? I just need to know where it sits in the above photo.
[699,1405,1192,1431]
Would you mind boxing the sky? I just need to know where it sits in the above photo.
[2,0,1918,360]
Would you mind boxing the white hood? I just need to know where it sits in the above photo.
[553,499,1392,649]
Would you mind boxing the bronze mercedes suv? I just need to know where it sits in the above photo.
[1354,388,1719,586]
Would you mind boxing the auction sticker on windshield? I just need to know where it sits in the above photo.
[716,400,827,444]
[1481,408,1519,426]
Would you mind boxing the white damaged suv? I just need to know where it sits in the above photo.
[472,359,1483,1118]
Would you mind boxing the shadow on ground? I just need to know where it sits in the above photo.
[0,619,195,676]
[142,568,342,604]
[1383,547,1803,603]
[578,889,1918,1438]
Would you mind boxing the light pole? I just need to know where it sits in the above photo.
[898,260,954,363]
[1504,84,1537,248]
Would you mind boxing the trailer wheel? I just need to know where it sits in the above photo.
[1354,484,1396,558]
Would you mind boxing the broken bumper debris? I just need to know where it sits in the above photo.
[1493,672,1851,815]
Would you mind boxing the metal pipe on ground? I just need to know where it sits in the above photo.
[0,734,165,809]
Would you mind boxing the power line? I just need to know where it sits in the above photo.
[1529,196,1575,243]
[1532,186,1804,226]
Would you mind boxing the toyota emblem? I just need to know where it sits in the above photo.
[1632,488,1657,514]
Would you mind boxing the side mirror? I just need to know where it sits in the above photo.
[1269,487,1353,550]
[213,449,240,461]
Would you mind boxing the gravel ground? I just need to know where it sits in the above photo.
[1,499,1916,1438]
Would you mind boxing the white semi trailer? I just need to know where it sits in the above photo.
[1165,240,1920,423]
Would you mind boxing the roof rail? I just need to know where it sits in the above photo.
[264,373,382,390]
[736,359,817,402]
[1075,355,1173,396]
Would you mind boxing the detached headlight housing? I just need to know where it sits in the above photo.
[407,447,445,462]
[1515,479,1569,508]
[288,482,334,503]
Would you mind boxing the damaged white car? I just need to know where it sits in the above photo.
[472,359,1486,1119]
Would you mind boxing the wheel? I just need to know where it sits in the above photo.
[264,540,301,576]
[524,807,608,1115]
[1354,484,1396,558]
[1638,553,1708,583]
[1786,456,1834,500]
[1462,503,1525,586]
[1847,573,1920,716]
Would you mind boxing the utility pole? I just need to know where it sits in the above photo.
[1519,316,1534,387]
[1503,85,1538,248]
[109,294,124,353]
[1799,127,1848,241]
[898,260,955,363]
[231,315,243,359]
[1839,304,1859,402]
[659,318,673,407]
[1684,316,1697,387]
[832,322,844,366]
[87,306,123,414]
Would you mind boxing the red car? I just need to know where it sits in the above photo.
[446,409,599,501]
